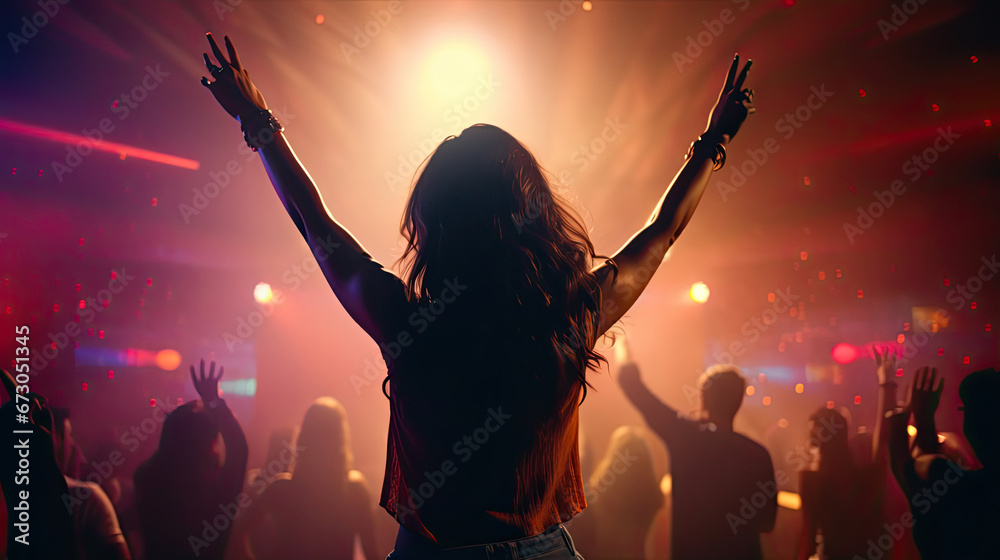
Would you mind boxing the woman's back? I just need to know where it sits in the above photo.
[381,311,587,546]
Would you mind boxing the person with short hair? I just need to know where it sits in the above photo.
[618,359,776,560]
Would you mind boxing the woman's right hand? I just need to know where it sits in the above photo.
[201,33,268,121]
[704,54,755,143]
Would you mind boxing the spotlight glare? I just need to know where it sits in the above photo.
[690,282,710,303]
[831,343,858,364]
[422,40,492,98]
[156,349,182,371]
[254,282,274,304]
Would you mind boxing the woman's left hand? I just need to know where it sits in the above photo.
[201,33,268,120]
[704,54,755,143]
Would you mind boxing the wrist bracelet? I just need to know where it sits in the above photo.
[685,135,727,171]
[240,109,283,152]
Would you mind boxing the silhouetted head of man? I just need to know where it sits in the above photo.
[699,365,747,429]
[959,368,1000,469]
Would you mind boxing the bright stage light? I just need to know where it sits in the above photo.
[422,40,492,97]
[254,282,274,304]
[0,118,199,170]
[777,491,801,510]
[831,342,858,364]
[690,282,710,303]
[156,349,182,371]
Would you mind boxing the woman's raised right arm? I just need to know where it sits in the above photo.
[201,34,408,343]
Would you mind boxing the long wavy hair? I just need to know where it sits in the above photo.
[399,124,610,392]
[290,397,352,486]
[153,401,220,481]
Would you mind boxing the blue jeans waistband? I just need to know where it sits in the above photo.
[387,524,580,560]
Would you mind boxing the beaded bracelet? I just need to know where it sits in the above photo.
[240,109,284,152]
[685,135,727,171]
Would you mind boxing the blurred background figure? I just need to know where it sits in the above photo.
[796,346,897,560]
[888,366,1000,560]
[134,360,248,560]
[572,425,663,560]
[245,425,297,491]
[237,396,377,560]
[617,340,777,560]
[53,407,132,560]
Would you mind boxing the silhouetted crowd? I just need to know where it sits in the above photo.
[2,345,997,560]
